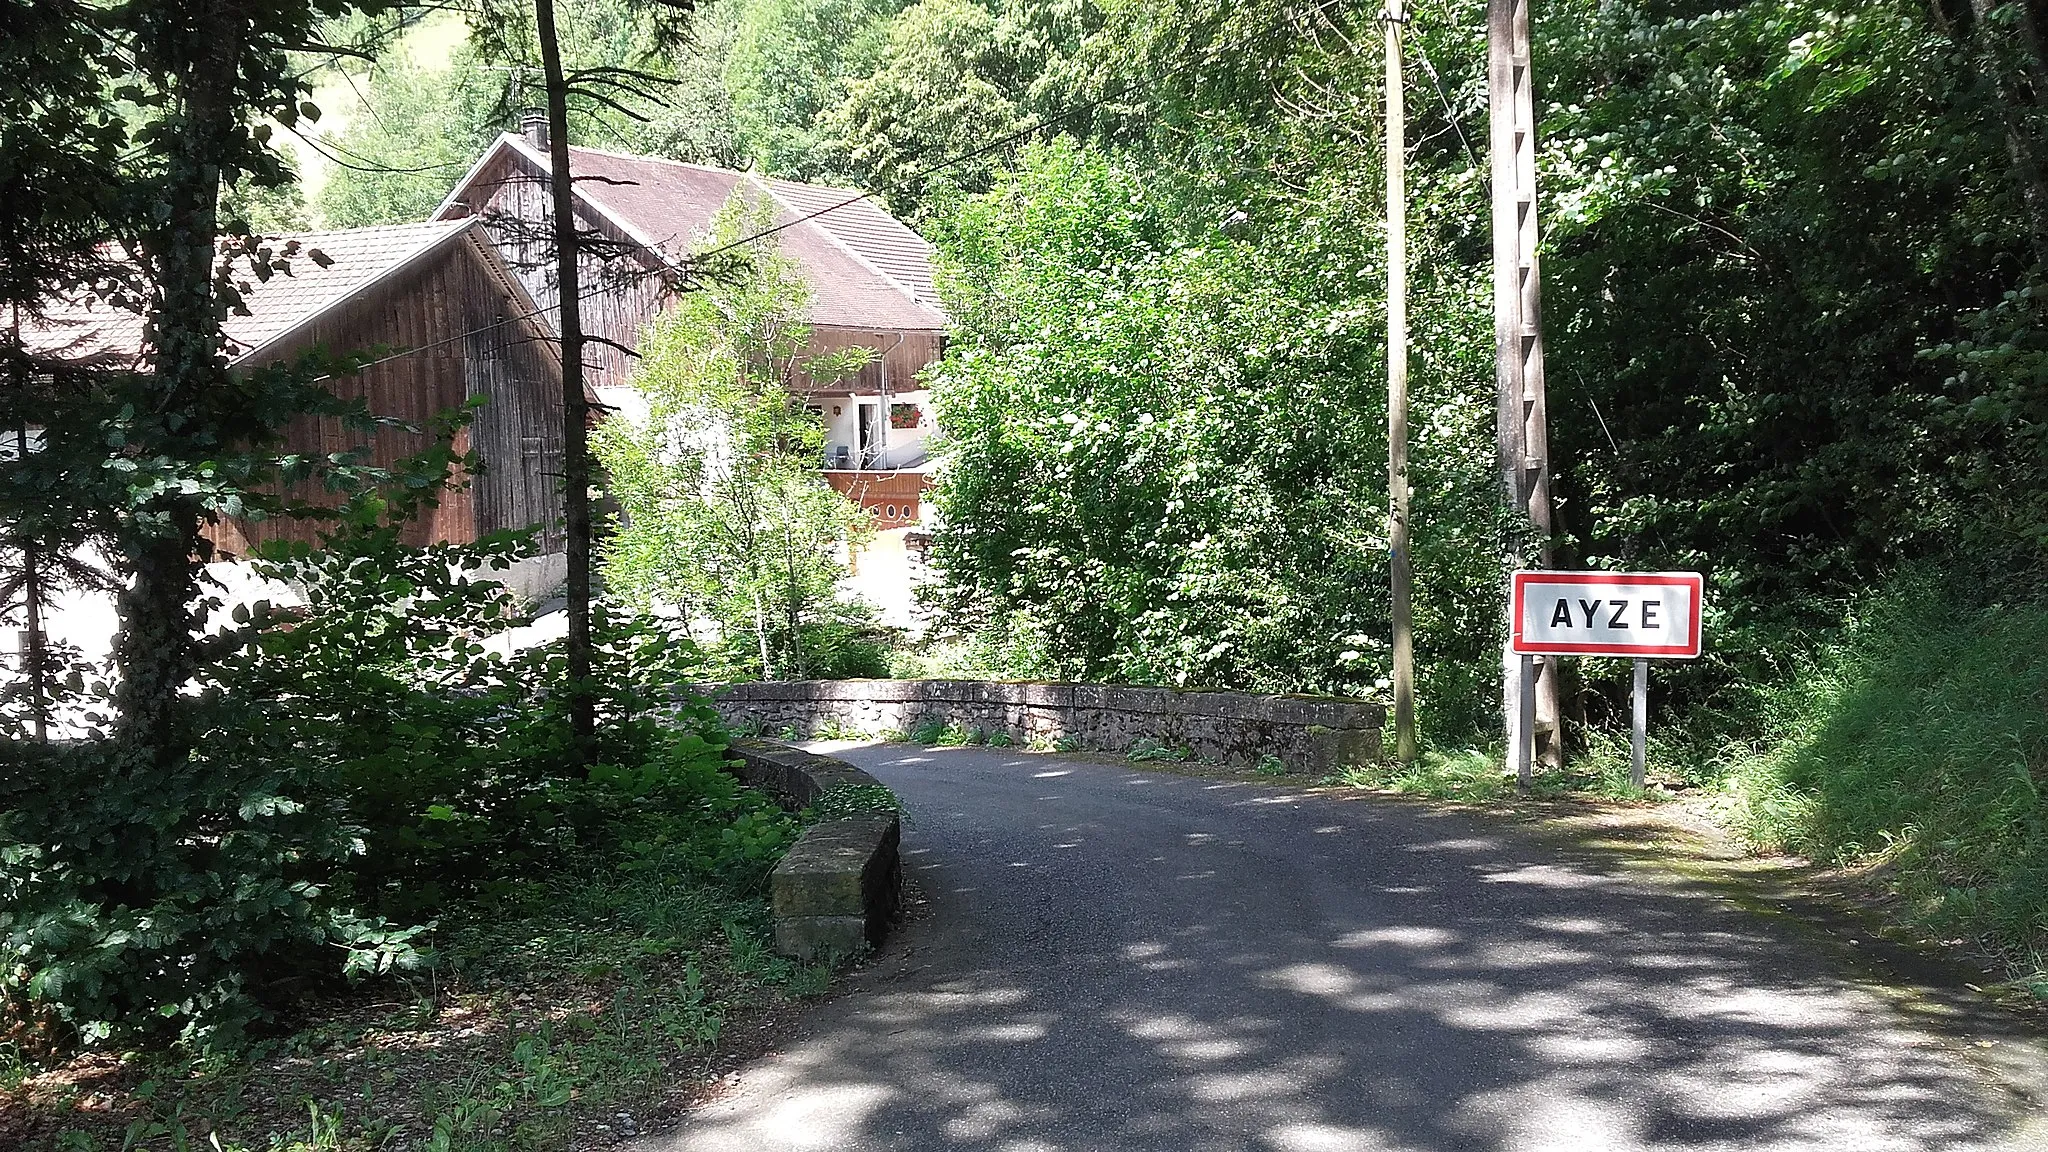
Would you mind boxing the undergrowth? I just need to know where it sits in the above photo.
[3,865,828,1151]
[1126,737,1192,763]
[1731,573,2048,987]
[1336,744,1653,803]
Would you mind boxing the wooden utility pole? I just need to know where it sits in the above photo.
[1488,0,1561,778]
[1385,0,1417,762]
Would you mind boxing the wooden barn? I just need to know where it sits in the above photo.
[32,220,575,555]
[432,124,948,518]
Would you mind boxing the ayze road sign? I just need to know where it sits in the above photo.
[1510,570,1704,659]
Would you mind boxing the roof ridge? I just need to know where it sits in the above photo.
[481,135,687,271]
[434,136,944,329]
[746,173,930,313]
[565,142,756,180]
[430,134,520,222]
[756,170,871,203]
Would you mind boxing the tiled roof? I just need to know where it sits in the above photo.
[444,137,946,332]
[757,175,939,305]
[26,221,472,367]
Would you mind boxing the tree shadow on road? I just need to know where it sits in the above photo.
[659,746,2042,1151]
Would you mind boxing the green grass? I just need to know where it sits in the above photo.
[5,862,830,1151]
[1337,744,1653,803]
[1731,577,2048,984]
[1338,747,1522,801]
[803,783,901,822]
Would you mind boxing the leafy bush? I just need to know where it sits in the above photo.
[592,198,880,683]
[925,138,1502,725]
[0,523,788,1050]
[799,618,895,680]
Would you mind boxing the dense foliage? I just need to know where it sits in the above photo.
[310,0,1093,222]
[0,0,795,1054]
[1540,0,2046,613]
[926,138,1501,718]
[0,509,790,1047]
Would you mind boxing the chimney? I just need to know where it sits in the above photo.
[519,111,549,151]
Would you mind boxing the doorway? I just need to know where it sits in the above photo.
[858,401,882,468]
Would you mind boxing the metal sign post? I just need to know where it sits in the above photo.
[1515,652,1536,786]
[1509,570,1705,788]
[1631,657,1648,787]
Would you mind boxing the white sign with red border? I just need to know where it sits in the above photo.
[1511,570,1704,659]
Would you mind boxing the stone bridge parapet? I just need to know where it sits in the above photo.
[699,679,1385,774]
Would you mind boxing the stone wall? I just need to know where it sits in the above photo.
[726,740,901,962]
[701,679,1384,774]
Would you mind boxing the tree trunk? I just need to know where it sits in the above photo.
[535,0,597,765]
[115,12,240,768]
[782,517,803,678]
[9,315,48,741]
[113,527,200,760]
[20,430,47,742]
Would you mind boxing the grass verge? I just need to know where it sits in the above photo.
[1334,742,1658,804]
[1727,574,2048,994]
[0,860,830,1151]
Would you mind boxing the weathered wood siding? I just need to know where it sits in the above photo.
[206,236,563,555]
[464,250,568,550]
[462,153,669,392]
[799,327,943,396]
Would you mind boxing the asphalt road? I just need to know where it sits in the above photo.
[653,743,2048,1152]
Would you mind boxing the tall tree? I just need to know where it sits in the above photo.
[0,0,127,741]
[818,0,1021,215]
[472,0,701,765]
[531,0,600,762]
[111,0,255,766]
[593,200,873,679]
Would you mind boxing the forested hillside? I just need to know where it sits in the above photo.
[319,0,2048,977]
[328,0,2043,683]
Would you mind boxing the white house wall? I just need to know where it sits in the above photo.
[817,388,934,471]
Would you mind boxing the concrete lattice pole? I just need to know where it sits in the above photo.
[1488,0,1562,774]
